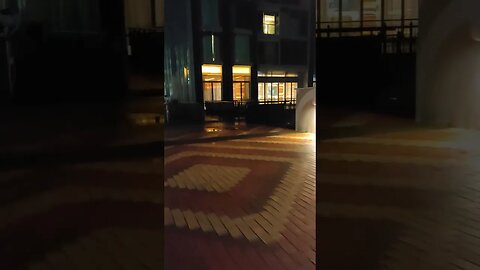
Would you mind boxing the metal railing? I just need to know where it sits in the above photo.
[317,19,418,37]
[317,19,418,54]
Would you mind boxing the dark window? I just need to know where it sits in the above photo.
[234,35,250,64]
[281,40,307,65]
[234,2,255,29]
[201,0,220,30]
[258,42,279,64]
[202,34,221,63]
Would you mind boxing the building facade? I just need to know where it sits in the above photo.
[317,0,419,37]
[316,0,419,116]
[165,0,316,121]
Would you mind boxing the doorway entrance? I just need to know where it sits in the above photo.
[232,65,251,102]
[233,82,250,102]
[203,82,222,101]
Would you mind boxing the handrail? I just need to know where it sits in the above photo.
[316,19,419,38]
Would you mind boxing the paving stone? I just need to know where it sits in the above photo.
[184,210,200,230]
[195,211,214,233]
[233,217,259,242]
[171,209,187,228]
[220,216,242,239]
[207,213,228,236]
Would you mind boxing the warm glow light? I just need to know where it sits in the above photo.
[232,65,251,75]
[202,64,222,75]
[286,72,299,77]
[183,67,189,79]
[263,15,275,24]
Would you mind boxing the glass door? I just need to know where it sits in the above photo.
[203,82,213,101]
[212,82,222,101]
[233,82,250,102]
[202,64,222,102]
[203,82,222,101]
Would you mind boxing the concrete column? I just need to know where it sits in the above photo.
[417,0,480,129]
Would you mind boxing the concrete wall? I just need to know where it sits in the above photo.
[417,0,480,128]
[296,87,316,133]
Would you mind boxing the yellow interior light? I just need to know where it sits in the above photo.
[202,64,223,75]
[264,15,275,23]
[232,65,251,75]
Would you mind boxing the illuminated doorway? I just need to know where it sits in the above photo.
[232,65,251,102]
[202,64,222,101]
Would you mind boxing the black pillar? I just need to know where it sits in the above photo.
[307,0,316,87]
[401,0,405,32]
[250,9,260,103]
[151,0,156,27]
[0,38,10,101]
[190,0,204,104]
[220,0,233,102]
[338,0,342,36]
[381,0,385,25]
[360,0,364,34]
[99,0,129,99]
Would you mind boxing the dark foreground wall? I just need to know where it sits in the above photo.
[12,0,128,103]
[317,36,416,117]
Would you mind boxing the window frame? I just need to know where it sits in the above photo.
[263,13,278,35]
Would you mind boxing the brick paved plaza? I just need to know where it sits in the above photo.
[3,109,480,269]
[164,126,316,270]
[317,111,480,269]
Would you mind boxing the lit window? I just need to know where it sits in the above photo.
[263,14,277,35]
[202,64,222,102]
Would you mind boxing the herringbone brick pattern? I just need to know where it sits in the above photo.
[164,132,316,270]
[0,158,164,270]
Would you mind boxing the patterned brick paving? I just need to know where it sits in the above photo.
[164,132,316,270]
[318,114,480,269]
[0,157,164,270]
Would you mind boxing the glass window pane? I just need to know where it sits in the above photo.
[272,83,279,101]
[234,35,250,64]
[263,24,269,35]
[320,0,340,29]
[268,25,275,34]
[242,83,250,101]
[292,83,298,101]
[404,0,418,20]
[204,83,213,101]
[342,0,361,29]
[267,83,272,101]
[279,83,285,101]
[263,14,276,35]
[363,0,381,28]
[258,83,265,101]
[202,0,219,30]
[213,83,222,101]
[286,83,292,101]
[384,0,402,27]
[233,83,241,101]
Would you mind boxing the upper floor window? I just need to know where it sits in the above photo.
[263,13,278,35]
[202,0,220,30]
